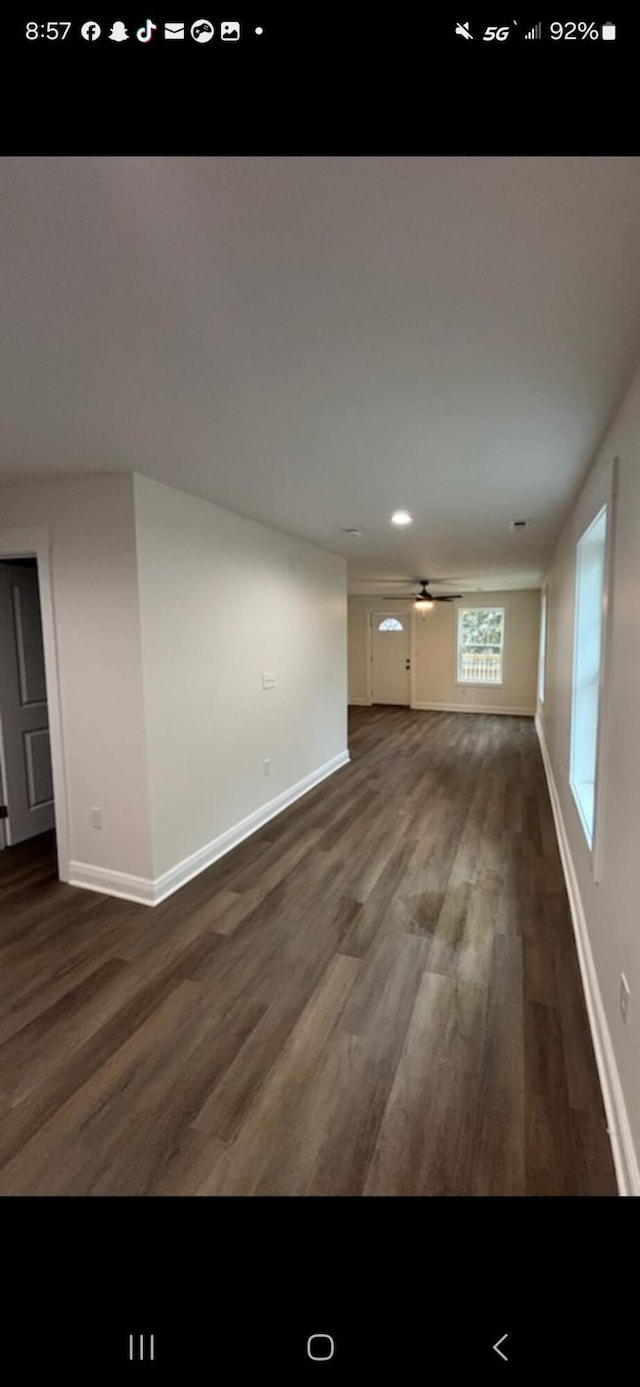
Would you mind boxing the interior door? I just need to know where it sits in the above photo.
[371,612,411,705]
[0,563,55,846]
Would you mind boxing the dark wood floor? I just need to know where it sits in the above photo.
[0,707,616,1195]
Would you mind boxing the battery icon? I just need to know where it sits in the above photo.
[602,22,616,39]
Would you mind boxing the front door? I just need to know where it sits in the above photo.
[0,563,55,846]
[371,612,411,705]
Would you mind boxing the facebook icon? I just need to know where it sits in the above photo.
[80,20,102,40]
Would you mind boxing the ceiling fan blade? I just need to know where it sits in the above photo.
[377,575,473,586]
[382,591,463,602]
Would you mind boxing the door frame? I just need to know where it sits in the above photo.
[0,526,70,882]
[366,606,416,706]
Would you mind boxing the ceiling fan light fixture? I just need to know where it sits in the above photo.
[382,578,463,605]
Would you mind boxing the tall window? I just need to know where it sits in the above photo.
[570,505,607,848]
[457,606,505,685]
[538,590,548,704]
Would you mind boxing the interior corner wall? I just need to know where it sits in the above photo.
[0,474,153,881]
[348,589,540,712]
[537,358,640,1192]
[132,473,348,884]
[347,595,371,702]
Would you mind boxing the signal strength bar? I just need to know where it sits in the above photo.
[524,22,542,39]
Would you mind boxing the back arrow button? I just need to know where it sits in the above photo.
[493,1333,508,1362]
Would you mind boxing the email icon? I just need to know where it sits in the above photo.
[164,22,185,39]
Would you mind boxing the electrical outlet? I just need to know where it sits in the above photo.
[90,806,103,830]
[620,973,631,1025]
[262,672,276,689]
[263,758,271,777]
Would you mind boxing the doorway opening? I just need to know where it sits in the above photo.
[0,528,69,885]
[0,557,56,864]
[370,611,411,706]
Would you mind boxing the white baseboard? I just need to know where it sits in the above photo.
[412,701,535,716]
[348,697,370,706]
[535,715,640,1196]
[152,750,350,904]
[69,749,351,911]
[68,862,157,906]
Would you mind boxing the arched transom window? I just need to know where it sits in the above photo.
[377,617,404,631]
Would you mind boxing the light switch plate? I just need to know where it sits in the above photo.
[262,672,276,689]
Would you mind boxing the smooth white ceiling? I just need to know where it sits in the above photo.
[3,156,640,591]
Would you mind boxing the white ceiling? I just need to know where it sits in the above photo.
[3,156,640,592]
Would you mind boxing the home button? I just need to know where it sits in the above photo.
[307,1334,335,1361]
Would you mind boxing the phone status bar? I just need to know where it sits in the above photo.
[23,19,265,44]
[454,19,617,42]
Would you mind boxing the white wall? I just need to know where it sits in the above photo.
[348,589,540,713]
[348,595,371,703]
[0,471,347,900]
[0,475,152,880]
[538,359,640,1193]
[133,474,348,881]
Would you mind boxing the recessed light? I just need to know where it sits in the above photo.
[391,510,413,526]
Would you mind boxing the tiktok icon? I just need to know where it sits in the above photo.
[136,19,158,42]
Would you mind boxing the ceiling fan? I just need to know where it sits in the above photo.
[383,578,462,606]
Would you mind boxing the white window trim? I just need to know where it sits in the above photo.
[538,587,548,706]
[455,602,507,688]
[568,456,617,883]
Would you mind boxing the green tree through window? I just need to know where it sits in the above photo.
[459,608,503,650]
[457,607,505,683]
